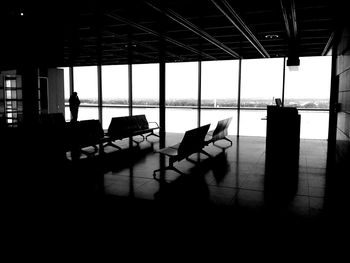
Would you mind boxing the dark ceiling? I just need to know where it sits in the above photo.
[0,0,339,68]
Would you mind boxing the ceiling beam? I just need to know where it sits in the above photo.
[210,0,270,58]
[104,29,186,61]
[144,0,241,59]
[322,32,335,56]
[280,0,298,39]
[280,0,299,66]
[106,13,217,60]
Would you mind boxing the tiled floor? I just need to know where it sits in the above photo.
[80,133,344,248]
[101,134,327,220]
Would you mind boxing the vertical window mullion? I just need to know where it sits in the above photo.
[237,59,242,137]
[128,63,132,116]
[97,65,102,125]
[198,61,202,127]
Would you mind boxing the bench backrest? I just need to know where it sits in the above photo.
[133,115,149,130]
[212,117,232,141]
[177,124,210,160]
[39,113,66,129]
[70,119,104,148]
[108,115,149,137]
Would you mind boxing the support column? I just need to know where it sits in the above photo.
[20,66,39,126]
[198,61,202,127]
[128,33,133,117]
[159,49,166,149]
[282,57,286,106]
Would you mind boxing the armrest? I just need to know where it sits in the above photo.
[148,121,160,128]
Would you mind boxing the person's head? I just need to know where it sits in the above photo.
[72,92,77,96]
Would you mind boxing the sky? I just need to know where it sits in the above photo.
[63,56,332,101]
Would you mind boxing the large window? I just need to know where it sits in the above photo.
[58,56,330,140]
[132,63,159,126]
[102,65,129,129]
[240,58,284,136]
[73,66,98,121]
[166,62,198,133]
[201,60,239,135]
[284,56,331,139]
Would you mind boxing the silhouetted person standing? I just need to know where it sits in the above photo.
[69,92,80,122]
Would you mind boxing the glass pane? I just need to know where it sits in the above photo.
[284,56,331,109]
[102,107,129,130]
[166,62,198,133]
[240,58,284,136]
[240,110,268,137]
[166,108,197,133]
[17,101,23,111]
[16,76,22,88]
[17,90,22,100]
[60,67,70,102]
[73,66,98,122]
[133,108,159,128]
[73,67,98,104]
[65,106,70,122]
[78,106,99,121]
[299,110,329,139]
[284,56,331,139]
[132,63,159,126]
[201,60,239,135]
[102,65,128,128]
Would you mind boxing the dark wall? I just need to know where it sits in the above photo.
[335,26,350,168]
[20,66,40,126]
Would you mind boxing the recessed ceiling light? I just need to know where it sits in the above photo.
[265,34,279,39]
[20,12,24,16]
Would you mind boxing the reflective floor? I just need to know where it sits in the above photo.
[102,134,326,218]
[86,133,348,250]
[4,131,347,252]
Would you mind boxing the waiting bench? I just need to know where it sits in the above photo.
[38,113,105,159]
[205,117,233,146]
[104,114,159,150]
[153,124,211,179]
[67,119,105,158]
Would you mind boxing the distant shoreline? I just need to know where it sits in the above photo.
[65,98,330,109]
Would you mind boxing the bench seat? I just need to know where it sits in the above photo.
[153,124,211,179]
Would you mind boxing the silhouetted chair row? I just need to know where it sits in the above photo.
[38,113,160,159]
[38,114,104,158]
[205,117,233,146]
[153,124,211,179]
[69,119,105,157]
[153,117,233,179]
[104,115,159,150]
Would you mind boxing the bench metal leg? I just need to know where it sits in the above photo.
[224,137,233,145]
[186,157,198,164]
[213,137,233,147]
[132,139,140,145]
[80,149,94,158]
[146,131,160,140]
[201,149,212,158]
[153,163,184,180]
[103,141,122,150]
